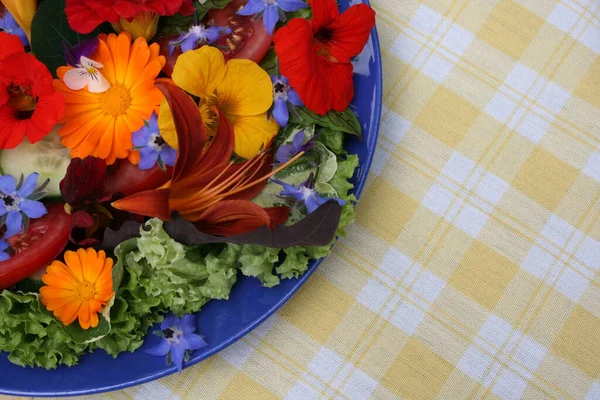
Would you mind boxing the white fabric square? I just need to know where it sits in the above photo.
[454,204,489,237]
[410,5,443,37]
[586,382,600,400]
[441,24,475,55]
[517,112,550,143]
[492,369,528,400]
[548,3,581,33]
[576,236,600,271]
[485,92,518,123]
[390,34,422,64]
[514,336,547,371]
[480,315,513,349]
[390,301,425,335]
[583,152,600,182]
[421,53,454,83]
[370,146,390,176]
[443,152,476,184]
[541,214,576,248]
[220,340,255,368]
[422,183,455,216]
[285,381,319,400]
[308,347,344,382]
[556,267,589,302]
[505,64,538,94]
[412,270,445,303]
[380,110,411,144]
[457,346,493,382]
[522,245,555,280]
[253,314,279,338]
[380,248,413,280]
[135,382,180,400]
[357,279,392,313]
[476,172,509,204]
[340,370,378,400]
[580,24,600,54]
[537,82,571,114]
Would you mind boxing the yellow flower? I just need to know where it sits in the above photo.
[112,11,159,42]
[1,0,36,43]
[158,46,278,159]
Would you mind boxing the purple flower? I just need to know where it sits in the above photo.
[0,173,48,239]
[0,240,10,262]
[272,75,303,127]
[238,0,309,35]
[145,313,208,373]
[0,11,28,47]
[169,24,230,55]
[63,38,100,68]
[275,130,320,164]
[132,112,177,170]
[272,173,345,213]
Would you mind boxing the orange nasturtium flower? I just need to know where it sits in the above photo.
[40,248,114,330]
[53,32,165,165]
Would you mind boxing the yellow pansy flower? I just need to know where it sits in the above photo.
[158,46,278,159]
[1,0,36,43]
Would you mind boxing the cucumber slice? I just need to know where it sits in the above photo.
[0,127,71,198]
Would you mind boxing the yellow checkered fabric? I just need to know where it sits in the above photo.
[5,0,600,398]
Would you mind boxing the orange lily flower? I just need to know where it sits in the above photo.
[112,79,301,236]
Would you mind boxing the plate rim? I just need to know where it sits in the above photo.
[0,2,383,396]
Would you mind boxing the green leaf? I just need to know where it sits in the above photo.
[30,0,112,77]
[290,107,362,137]
[58,312,111,345]
[259,47,278,76]
[313,142,338,184]
[196,0,233,13]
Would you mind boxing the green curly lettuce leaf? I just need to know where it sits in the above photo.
[238,245,281,287]
[0,291,88,369]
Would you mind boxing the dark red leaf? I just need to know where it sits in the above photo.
[60,157,108,206]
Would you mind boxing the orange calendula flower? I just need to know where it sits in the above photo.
[53,32,165,165]
[40,248,114,330]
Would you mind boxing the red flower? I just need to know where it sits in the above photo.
[273,0,375,115]
[0,33,64,149]
[65,0,195,34]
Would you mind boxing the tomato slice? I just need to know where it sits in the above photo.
[104,159,172,197]
[158,0,272,76]
[0,204,72,289]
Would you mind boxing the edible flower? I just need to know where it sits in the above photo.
[145,313,208,373]
[62,56,111,93]
[168,23,229,55]
[40,248,114,330]
[237,0,309,35]
[63,38,99,67]
[54,32,166,165]
[275,130,317,164]
[0,9,28,46]
[113,80,294,236]
[159,46,278,159]
[0,240,10,261]
[132,112,177,170]
[112,11,159,41]
[273,0,376,115]
[0,173,48,238]
[0,32,64,149]
[273,173,345,213]
[65,0,194,34]
[0,0,36,43]
[271,75,303,128]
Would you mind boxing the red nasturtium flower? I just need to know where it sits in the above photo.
[273,0,376,115]
[65,0,195,34]
[0,32,64,149]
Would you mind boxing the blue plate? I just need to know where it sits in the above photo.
[0,0,382,396]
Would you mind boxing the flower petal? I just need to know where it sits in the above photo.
[217,59,273,117]
[19,199,47,218]
[180,314,196,334]
[308,0,339,30]
[17,172,39,197]
[182,333,207,351]
[4,210,22,238]
[172,46,225,98]
[230,113,279,159]
[278,0,309,12]
[145,340,171,356]
[272,98,289,127]
[63,68,91,91]
[0,175,17,194]
[324,3,376,64]
[171,344,185,372]
[263,5,279,35]
[237,0,264,16]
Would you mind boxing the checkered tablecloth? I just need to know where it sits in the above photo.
[5,0,600,399]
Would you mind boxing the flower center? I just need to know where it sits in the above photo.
[264,0,278,5]
[74,280,96,302]
[163,327,183,344]
[150,133,167,151]
[7,84,37,120]
[273,81,289,101]
[2,195,19,211]
[99,85,132,116]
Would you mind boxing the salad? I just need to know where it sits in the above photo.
[0,0,376,372]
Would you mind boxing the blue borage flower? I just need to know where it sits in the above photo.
[275,130,320,164]
[168,23,230,55]
[0,10,28,46]
[272,172,345,213]
[132,112,177,170]
[145,313,208,373]
[237,0,309,35]
[271,75,303,128]
[0,173,48,238]
[0,240,10,261]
